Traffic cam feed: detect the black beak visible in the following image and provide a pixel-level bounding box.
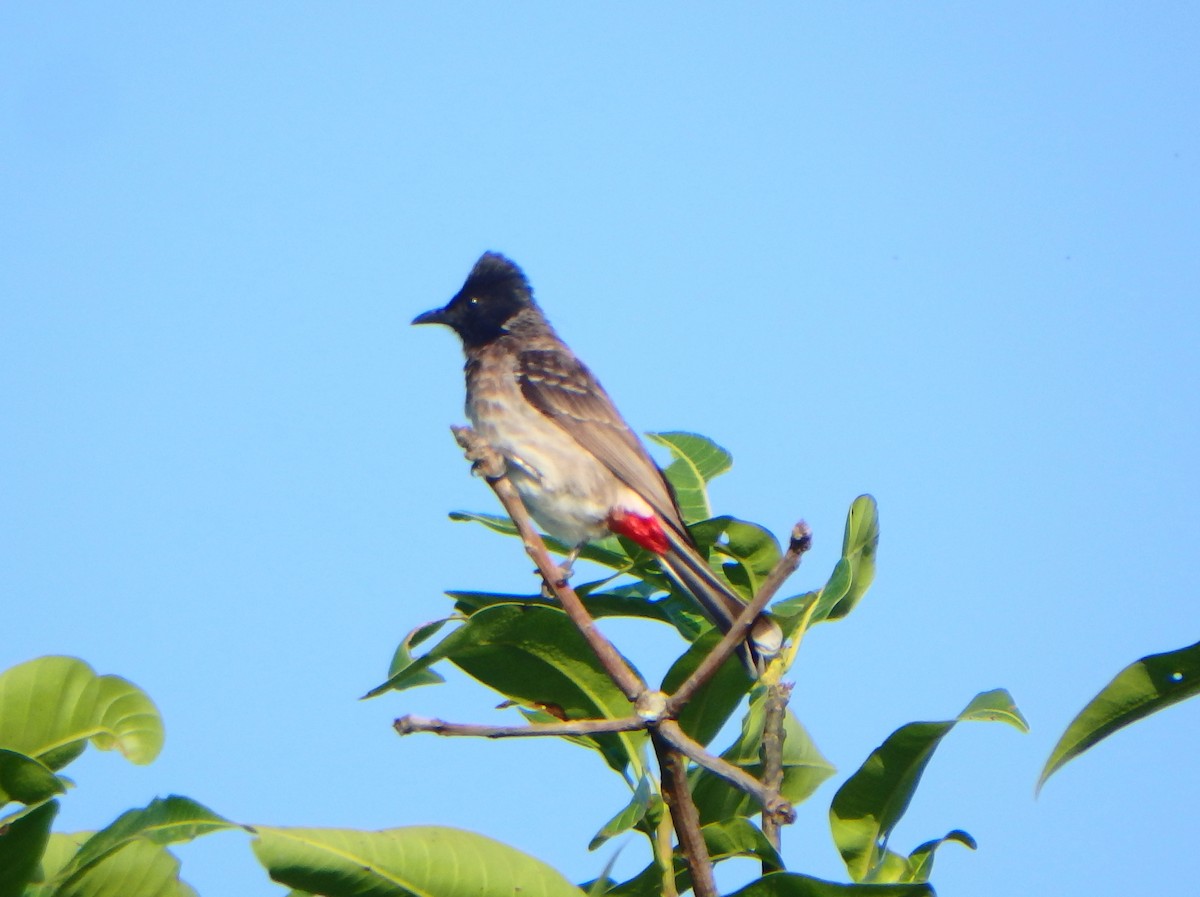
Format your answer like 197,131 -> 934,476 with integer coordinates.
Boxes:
412,306 -> 449,326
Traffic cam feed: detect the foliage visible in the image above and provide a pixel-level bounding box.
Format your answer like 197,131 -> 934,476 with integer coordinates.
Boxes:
829,691 -> 1026,884
1039,639 -> 1200,790
0,657 -> 212,897
251,825 -> 581,897
365,432 -> 1024,894
2,432 -> 1191,895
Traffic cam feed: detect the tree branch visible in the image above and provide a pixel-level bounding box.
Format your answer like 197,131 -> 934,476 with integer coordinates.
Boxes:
759,681 -> 794,858
657,720 -> 795,824
665,522 -> 812,716
653,733 -> 716,897
394,714 -> 646,739
756,523 -> 815,609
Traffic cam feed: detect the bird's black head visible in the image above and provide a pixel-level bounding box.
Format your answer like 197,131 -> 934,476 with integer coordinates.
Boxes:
413,252 -> 535,348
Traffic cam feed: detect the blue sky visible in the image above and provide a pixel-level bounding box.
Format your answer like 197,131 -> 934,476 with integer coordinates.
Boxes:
3,4 -> 1198,895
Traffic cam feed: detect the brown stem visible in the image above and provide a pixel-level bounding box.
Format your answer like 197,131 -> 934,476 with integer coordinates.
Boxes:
757,523 -> 815,609
759,681 -> 794,860
394,714 -> 647,739
653,733 -> 717,897
658,720 -> 795,823
665,522 -> 812,715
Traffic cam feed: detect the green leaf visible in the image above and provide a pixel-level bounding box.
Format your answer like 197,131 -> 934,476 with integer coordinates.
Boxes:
821,496 -> 879,623
677,516 -> 781,604
384,621 -> 450,692
592,862 -> 661,897
716,519 -> 783,600
52,796 -> 234,886
856,829 -> 978,887
646,432 -> 732,524
50,838 -> 198,897
363,663 -> 440,699
660,632 -> 752,747
769,591 -> 819,638
691,689 -> 834,825
449,511 -> 631,569
0,749 -> 64,808
0,798 -> 57,897
1039,639 -> 1200,791
371,606 -> 645,774
701,818 -> 783,870
448,606 -> 645,775
774,497 -> 880,639
447,509 -> 518,536
730,872 -> 934,897
595,819 -> 783,897
583,851 -> 626,897
904,830 -> 976,883
368,618 -> 468,698
648,432 -> 733,483
958,689 -> 1029,730
656,592 -> 713,644
684,517 -> 731,556
22,831 -> 91,897
0,657 -> 164,770
589,774 -> 654,850
251,825 -> 581,897
449,589 -> 677,627
830,689 -> 1026,883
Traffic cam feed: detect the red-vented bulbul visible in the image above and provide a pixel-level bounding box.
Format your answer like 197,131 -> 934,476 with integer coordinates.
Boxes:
414,252 -> 781,672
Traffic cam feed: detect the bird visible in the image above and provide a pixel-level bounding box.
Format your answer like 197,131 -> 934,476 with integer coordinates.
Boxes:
413,252 -> 782,673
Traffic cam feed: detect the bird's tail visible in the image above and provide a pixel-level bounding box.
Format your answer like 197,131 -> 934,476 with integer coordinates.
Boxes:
658,527 -> 783,675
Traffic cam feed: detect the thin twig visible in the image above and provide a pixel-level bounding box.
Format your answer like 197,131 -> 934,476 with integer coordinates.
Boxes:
452,426 -> 647,703
395,708 -> 795,819
759,681 -> 794,858
653,733 -> 716,897
756,523 -> 815,609
657,720 -> 796,823
665,522 -> 812,715
394,714 -> 647,739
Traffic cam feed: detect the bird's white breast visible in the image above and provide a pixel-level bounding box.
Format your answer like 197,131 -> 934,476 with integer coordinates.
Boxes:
466,351 -> 649,547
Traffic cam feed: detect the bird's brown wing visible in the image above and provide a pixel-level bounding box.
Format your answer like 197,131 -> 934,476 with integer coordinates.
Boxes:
516,348 -> 687,534
518,346 -> 778,669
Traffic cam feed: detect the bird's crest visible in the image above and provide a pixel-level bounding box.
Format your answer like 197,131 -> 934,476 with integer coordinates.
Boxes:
461,252 -> 533,305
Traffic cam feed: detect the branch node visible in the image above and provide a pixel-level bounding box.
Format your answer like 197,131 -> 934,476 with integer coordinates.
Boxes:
635,689 -> 669,722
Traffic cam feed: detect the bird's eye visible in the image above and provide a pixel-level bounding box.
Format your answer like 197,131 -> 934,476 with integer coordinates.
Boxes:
468,296 -> 479,306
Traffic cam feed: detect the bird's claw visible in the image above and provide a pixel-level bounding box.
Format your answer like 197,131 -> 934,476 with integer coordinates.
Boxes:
537,560 -> 573,597
451,426 -> 505,479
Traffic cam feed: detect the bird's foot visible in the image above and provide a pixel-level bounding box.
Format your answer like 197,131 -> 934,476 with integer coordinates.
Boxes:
538,560 -> 573,597
551,543 -> 586,589
451,425 -> 505,479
